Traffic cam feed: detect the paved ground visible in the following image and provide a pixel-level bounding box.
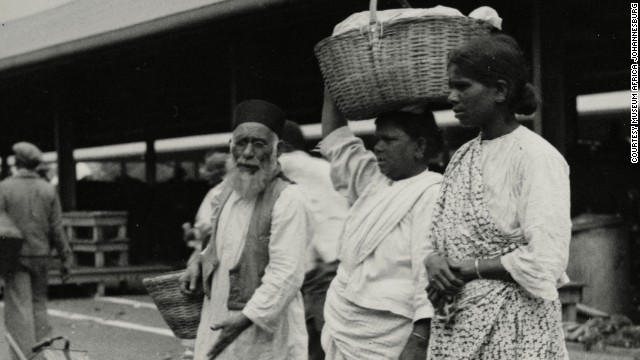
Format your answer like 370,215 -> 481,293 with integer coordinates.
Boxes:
0,289 -> 186,360
1,287 -> 638,360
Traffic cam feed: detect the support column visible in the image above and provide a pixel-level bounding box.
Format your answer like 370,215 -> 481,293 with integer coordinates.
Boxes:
145,139 -> 157,184
532,0 -> 574,155
120,161 -> 128,178
54,113 -> 76,211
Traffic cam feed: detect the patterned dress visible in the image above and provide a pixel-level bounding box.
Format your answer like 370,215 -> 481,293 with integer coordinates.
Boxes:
426,133 -> 569,360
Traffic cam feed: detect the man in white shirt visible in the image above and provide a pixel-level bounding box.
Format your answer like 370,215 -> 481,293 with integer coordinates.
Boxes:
319,92 -> 443,360
183,151 -> 229,252
180,99 -> 313,360
278,120 -> 349,360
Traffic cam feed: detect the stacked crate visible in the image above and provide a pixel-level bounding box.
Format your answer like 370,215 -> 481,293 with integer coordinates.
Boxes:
62,211 -> 129,294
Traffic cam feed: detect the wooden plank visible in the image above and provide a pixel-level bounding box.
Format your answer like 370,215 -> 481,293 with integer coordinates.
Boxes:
50,264 -> 173,277
70,241 -> 129,252
63,211 -> 128,218
48,265 -> 175,287
559,281 -> 584,322
62,218 -> 127,227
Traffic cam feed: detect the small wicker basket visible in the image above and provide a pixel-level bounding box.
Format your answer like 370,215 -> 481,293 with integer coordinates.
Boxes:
315,0 -> 494,120
143,271 -> 203,339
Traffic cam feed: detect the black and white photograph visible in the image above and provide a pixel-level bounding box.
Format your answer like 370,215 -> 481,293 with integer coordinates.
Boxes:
0,1 -> 632,359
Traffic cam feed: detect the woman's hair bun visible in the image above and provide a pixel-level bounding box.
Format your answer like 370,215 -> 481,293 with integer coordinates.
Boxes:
515,83 -> 538,115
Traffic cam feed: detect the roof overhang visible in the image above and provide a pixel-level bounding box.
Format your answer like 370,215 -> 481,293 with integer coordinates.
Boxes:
0,0 -> 299,74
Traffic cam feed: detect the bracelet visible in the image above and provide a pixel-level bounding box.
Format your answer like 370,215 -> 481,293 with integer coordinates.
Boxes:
411,332 -> 428,343
474,259 -> 483,279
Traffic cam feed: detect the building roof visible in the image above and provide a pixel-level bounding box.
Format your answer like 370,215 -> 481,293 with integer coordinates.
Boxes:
0,0 -> 299,74
0,0 -> 628,154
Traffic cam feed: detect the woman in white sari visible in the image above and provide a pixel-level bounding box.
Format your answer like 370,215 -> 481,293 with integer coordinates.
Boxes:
424,33 -> 571,359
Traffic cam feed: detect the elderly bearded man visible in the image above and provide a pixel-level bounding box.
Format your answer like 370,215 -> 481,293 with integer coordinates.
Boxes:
180,100 -> 313,360
318,92 -> 443,360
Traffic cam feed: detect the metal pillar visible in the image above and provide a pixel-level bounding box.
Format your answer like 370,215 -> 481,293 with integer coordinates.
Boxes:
54,111 -> 77,211
145,139 -> 157,184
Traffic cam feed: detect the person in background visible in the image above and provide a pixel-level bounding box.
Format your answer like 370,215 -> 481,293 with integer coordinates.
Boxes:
180,152 -> 230,360
35,163 -> 51,182
0,142 -> 73,360
424,33 -> 570,359
183,151 -> 230,252
279,120 -> 349,360
319,91 -> 443,360
179,100 -> 313,360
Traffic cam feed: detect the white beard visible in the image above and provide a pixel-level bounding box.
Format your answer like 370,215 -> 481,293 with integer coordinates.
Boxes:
226,156 -> 278,200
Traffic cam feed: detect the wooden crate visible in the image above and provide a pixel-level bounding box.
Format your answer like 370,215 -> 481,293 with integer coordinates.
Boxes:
63,211 -> 127,243
559,281 -> 585,322
62,211 -> 130,269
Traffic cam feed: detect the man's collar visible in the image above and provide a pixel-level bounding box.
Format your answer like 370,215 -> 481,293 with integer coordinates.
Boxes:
13,169 -> 39,179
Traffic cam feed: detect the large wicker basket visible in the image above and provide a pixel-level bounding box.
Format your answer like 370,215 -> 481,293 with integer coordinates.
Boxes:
143,271 -> 202,339
315,0 -> 494,120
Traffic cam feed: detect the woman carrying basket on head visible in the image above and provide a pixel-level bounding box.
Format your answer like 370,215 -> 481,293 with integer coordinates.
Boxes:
423,33 -> 571,359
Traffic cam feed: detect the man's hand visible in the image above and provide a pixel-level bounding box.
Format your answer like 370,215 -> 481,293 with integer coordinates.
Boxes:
424,253 -> 464,296
179,258 -> 201,296
207,313 -> 253,359
60,256 -> 73,283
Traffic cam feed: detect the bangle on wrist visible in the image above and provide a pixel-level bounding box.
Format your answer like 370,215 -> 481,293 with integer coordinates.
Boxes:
412,332 -> 428,343
474,259 -> 483,279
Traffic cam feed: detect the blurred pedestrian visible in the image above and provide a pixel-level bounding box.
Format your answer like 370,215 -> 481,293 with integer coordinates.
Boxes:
279,120 -> 349,360
35,163 -> 51,181
180,100 -> 313,360
180,152 -> 229,360
0,142 -> 73,360
183,151 -> 229,252
424,33 -> 570,359
319,92 -> 443,360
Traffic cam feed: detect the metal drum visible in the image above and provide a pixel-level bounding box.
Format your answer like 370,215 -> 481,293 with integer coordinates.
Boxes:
567,213 -> 631,315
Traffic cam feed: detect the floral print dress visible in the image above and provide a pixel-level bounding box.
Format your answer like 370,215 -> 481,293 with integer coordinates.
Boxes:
426,135 -> 569,360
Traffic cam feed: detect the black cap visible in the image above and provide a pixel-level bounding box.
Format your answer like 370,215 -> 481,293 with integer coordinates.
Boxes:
232,100 -> 286,137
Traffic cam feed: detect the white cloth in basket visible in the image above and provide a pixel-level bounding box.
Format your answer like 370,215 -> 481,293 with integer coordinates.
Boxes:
332,5 -> 501,36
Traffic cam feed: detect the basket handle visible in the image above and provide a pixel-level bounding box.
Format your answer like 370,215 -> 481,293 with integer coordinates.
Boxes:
369,0 -> 378,25
366,0 -> 412,47
367,0 -> 381,47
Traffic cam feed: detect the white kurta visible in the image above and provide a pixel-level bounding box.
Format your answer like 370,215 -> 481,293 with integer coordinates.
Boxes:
193,185 -> 313,360
192,187 -> 216,242
318,127 -> 441,359
279,151 -> 349,272
480,126 -> 571,300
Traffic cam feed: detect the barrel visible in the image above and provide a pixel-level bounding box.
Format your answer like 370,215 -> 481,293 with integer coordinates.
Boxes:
566,213 -> 631,315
